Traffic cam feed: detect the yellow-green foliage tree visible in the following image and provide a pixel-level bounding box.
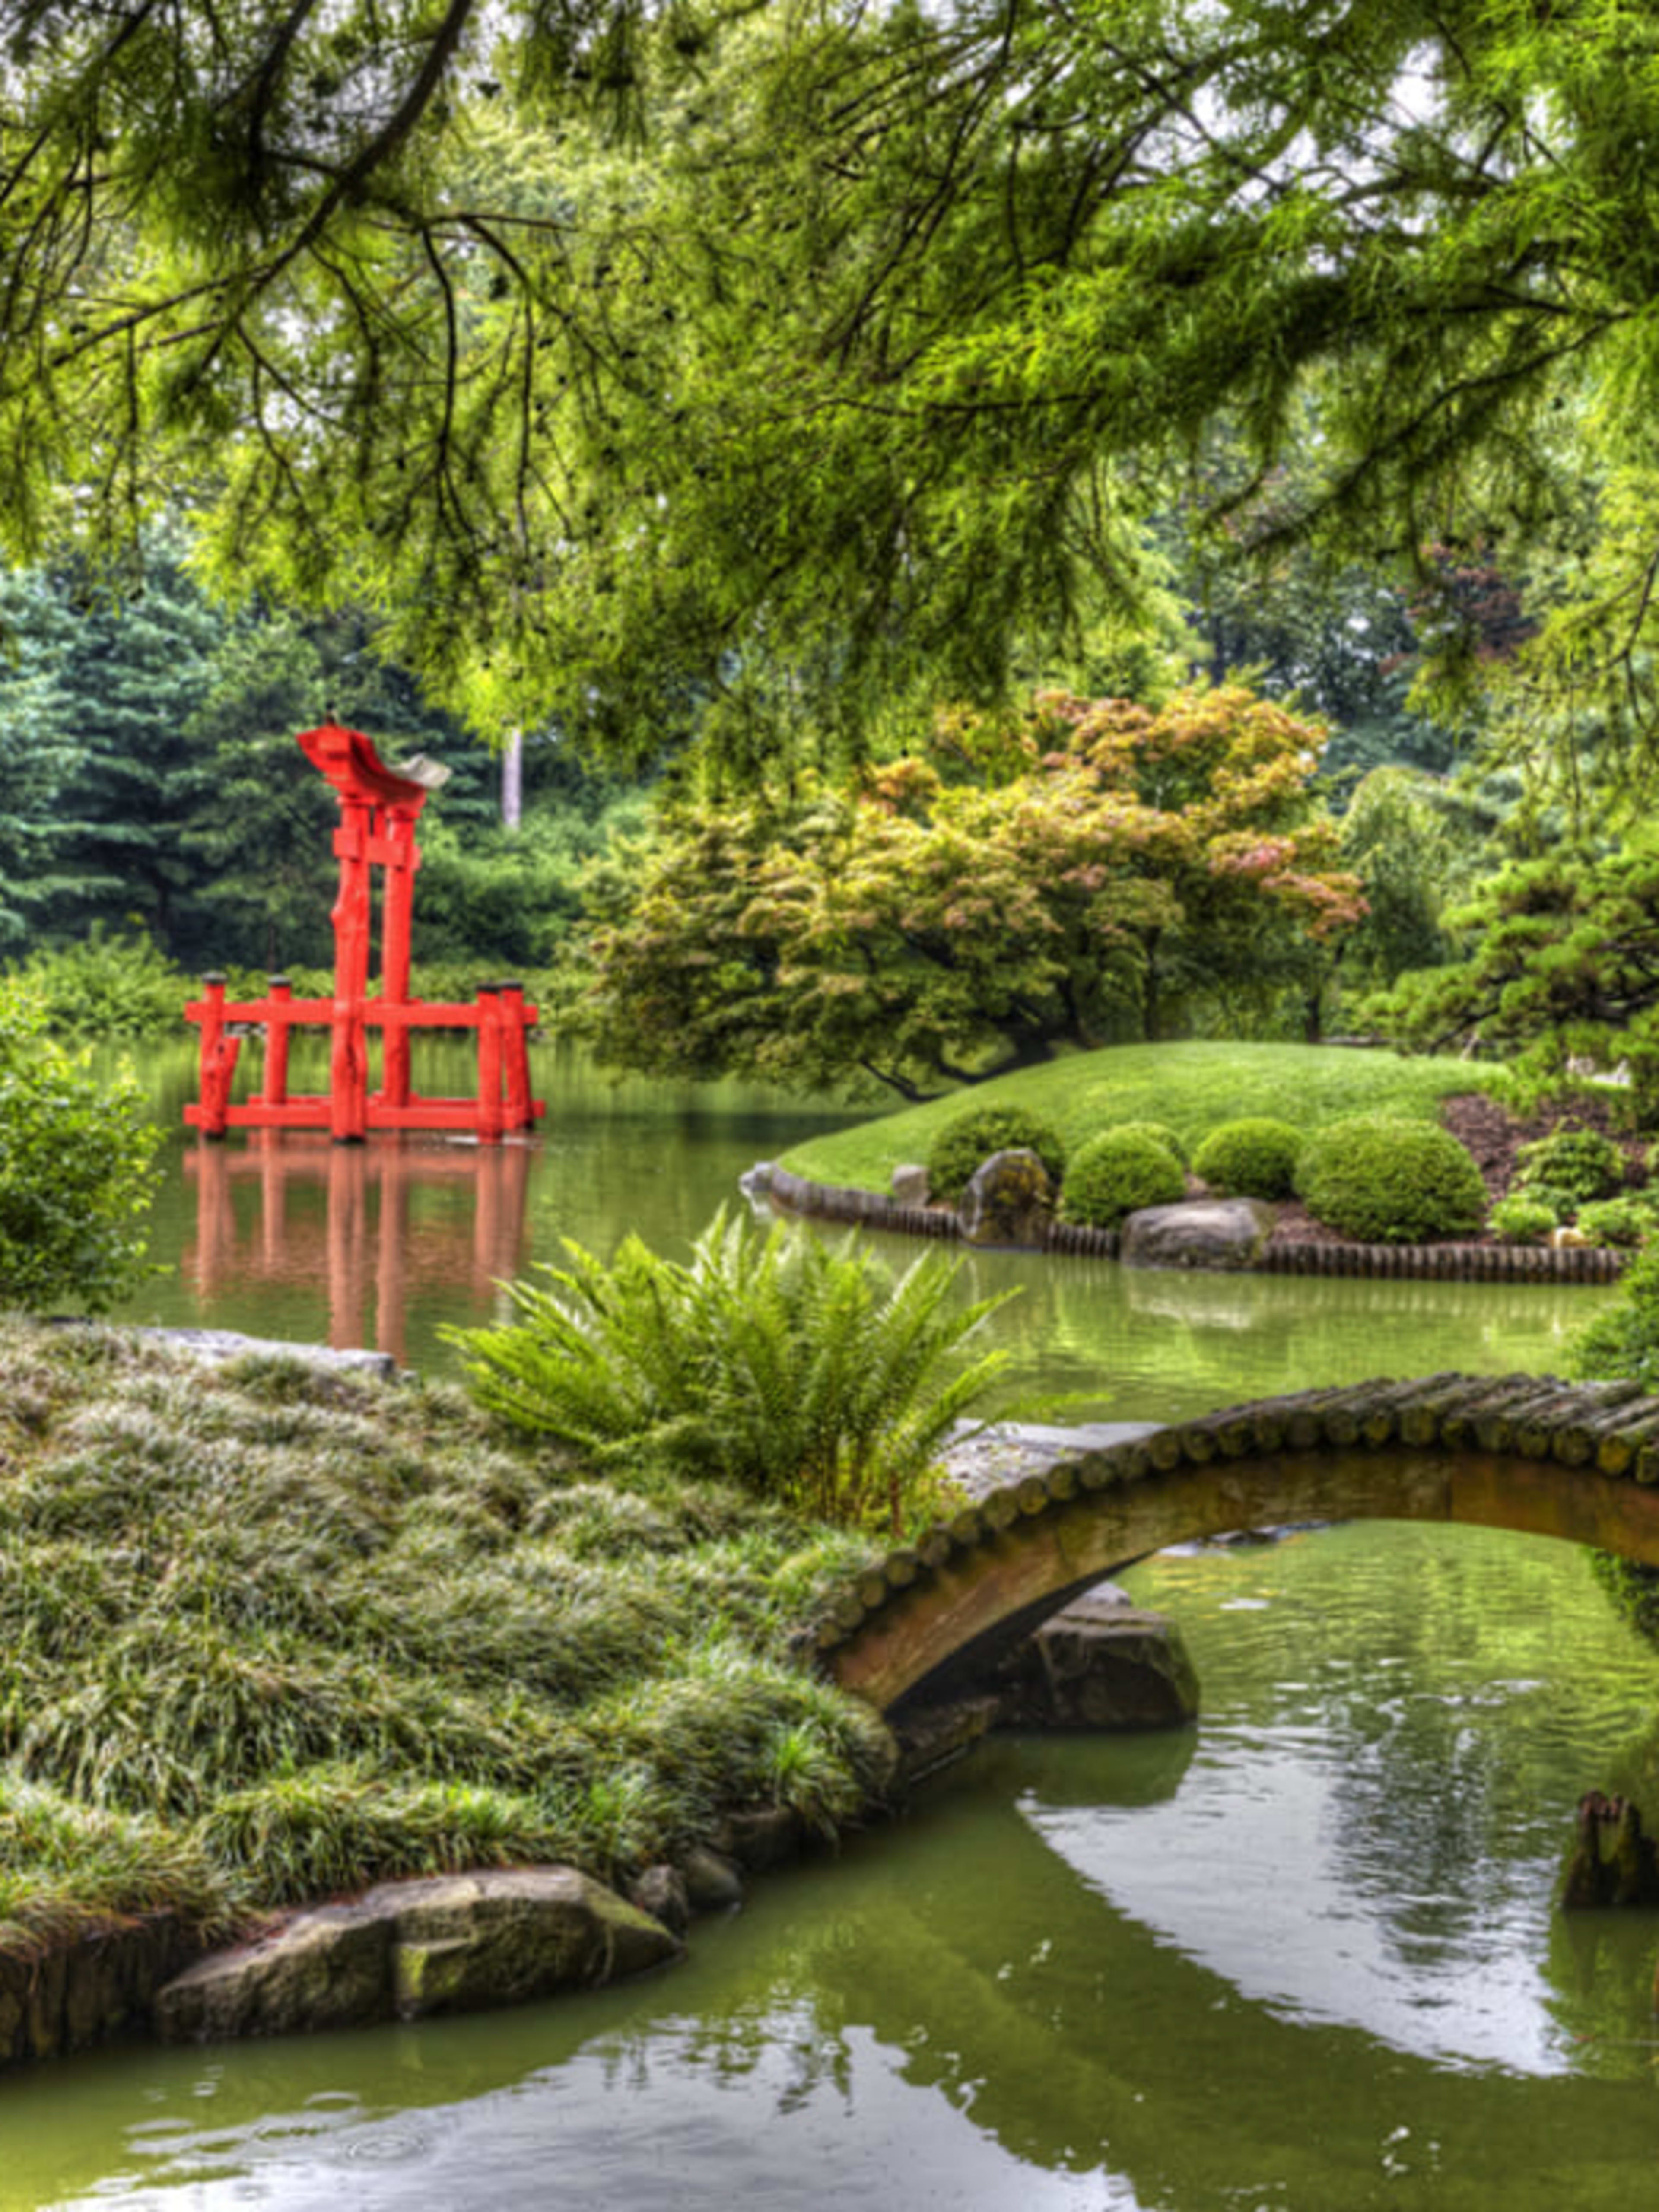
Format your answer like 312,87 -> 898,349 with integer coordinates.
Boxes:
573,685 -> 1363,1098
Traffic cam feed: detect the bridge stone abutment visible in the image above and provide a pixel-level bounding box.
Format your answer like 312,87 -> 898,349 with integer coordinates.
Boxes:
814,1373 -> 1659,1718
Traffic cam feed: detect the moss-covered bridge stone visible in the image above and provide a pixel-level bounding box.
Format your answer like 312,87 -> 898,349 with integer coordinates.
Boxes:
813,1374 -> 1659,1716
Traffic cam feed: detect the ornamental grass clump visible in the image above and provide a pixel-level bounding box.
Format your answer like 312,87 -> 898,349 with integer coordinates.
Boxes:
1294,1115 -> 1487,1243
0,1318 -> 897,1943
444,1206 -> 1017,1536
1191,1117 -> 1304,1199
1059,1128 -> 1187,1228
925,1106 -> 1067,1204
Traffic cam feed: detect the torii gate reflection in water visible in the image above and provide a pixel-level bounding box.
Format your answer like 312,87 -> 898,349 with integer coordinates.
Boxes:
185,1135 -> 532,1363
185,722 -> 544,1143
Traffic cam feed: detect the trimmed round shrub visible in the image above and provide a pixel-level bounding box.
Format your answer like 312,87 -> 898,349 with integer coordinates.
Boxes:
1192,1117 -> 1304,1200
1294,1115 -> 1488,1244
1060,1128 -> 1187,1228
925,1106 -> 1067,1204
1575,1197 -> 1656,1249
1487,1195 -> 1558,1245
1105,1120 -> 1190,1167
1513,1124 -> 1627,1207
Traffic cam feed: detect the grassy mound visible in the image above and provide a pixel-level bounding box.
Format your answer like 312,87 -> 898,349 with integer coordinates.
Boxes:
781,1042 -> 1502,1196
0,1323 -> 891,1951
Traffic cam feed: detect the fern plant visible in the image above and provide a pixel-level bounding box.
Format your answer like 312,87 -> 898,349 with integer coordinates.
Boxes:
444,1208 -> 1020,1535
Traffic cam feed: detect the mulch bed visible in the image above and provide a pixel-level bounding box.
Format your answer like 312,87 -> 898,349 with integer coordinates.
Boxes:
1263,1089 -> 1646,1250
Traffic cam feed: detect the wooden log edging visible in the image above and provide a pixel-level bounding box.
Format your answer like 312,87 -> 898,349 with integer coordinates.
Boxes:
1254,1239 -> 1629,1284
755,1163 -> 1627,1281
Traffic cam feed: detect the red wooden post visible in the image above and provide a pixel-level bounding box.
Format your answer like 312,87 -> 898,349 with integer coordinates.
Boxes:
196,973 -> 240,1137
259,974 -> 292,1107
475,984 -> 504,1144
499,979 -> 531,1131
380,801 -> 421,1109
330,796 -> 372,1142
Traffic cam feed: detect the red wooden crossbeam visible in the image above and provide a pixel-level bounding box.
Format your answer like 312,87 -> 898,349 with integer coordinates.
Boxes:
185,724 -> 546,1144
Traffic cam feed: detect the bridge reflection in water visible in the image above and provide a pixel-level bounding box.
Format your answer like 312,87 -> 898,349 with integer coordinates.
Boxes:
183,1134 -> 533,1363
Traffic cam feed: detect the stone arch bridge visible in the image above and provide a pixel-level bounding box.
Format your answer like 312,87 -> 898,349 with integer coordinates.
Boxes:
814,1373 -> 1659,1717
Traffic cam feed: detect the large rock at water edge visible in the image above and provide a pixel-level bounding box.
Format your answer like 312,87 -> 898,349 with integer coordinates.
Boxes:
994,1588 -> 1200,1730
153,1904 -> 395,2043
154,1867 -> 682,2043
1120,1198 -> 1275,1271
372,1868 -> 680,2019
959,1148 -> 1053,1247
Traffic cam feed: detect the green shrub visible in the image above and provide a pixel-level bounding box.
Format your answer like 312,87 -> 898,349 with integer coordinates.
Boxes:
1294,1115 -> 1488,1243
1059,1128 -> 1188,1228
444,1207 -> 1018,1535
1588,1553 -> 1659,1652
925,1106 -> 1067,1204
0,985 -> 162,1313
1575,1197 -> 1656,1249
1513,1182 -> 1580,1224
12,926 -> 186,1040
1104,1119 -> 1189,1167
1488,1195 -> 1558,1245
1192,1117 -> 1303,1199
1513,1124 -> 1627,1207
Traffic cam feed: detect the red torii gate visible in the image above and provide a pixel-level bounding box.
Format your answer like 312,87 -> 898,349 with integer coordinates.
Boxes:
185,722 -> 544,1144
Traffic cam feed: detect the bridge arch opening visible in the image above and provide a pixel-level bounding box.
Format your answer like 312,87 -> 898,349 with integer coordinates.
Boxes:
817,1376 -> 1659,1717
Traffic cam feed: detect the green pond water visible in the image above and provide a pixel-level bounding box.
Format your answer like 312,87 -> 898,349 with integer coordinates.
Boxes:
12,1041 -> 1659,2209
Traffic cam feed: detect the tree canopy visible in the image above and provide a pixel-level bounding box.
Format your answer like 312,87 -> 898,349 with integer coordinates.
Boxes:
9,1 -> 1659,751
573,683 -> 1362,1096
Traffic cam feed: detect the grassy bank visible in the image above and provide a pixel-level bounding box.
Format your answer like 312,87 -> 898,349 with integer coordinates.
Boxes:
0,1323 -> 890,1955
778,1042 -> 1504,1193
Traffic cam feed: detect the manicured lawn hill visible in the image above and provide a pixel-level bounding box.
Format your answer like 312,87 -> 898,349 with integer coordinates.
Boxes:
779,1042 -> 1509,1195
0,1324 -> 890,1955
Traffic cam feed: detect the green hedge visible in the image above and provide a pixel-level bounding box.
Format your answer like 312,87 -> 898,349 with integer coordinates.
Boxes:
1294,1116 -> 1487,1243
1192,1117 -> 1303,1200
1059,1129 -> 1186,1229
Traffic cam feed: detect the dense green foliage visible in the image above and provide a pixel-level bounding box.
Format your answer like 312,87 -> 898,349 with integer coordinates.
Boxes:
0,1321 -> 891,1945
1191,1119 -> 1305,1202
925,1109 -> 1068,1207
1104,1122 -> 1189,1170
13,0 -> 1659,758
0,988 -> 160,1313
1294,1117 -> 1489,1245
1512,1126 -> 1629,1210
1059,1131 -> 1187,1231
574,687 -> 1364,1097
1573,1198 -> 1654,1249
445,1209 -> 1016,1536
782,1043 -> 1503,1199
1371,846 -> 1659,1123
1487,1195 -> 1558,1246
1570,1247 -> 1659,1650
0,540 -> 642,982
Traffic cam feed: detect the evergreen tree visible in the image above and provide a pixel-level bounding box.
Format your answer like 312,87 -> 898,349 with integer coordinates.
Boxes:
0,569 -> 92,947
45,546 -> 227,959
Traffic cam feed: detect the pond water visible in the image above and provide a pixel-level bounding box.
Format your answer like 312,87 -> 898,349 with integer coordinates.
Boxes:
14,1039 -> 1658,2209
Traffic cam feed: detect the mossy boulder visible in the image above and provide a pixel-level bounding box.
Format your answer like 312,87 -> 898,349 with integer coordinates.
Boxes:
154,1867 -> 682,2044
958,1148 -> 1055,1247
927,1107 -> 1067,1205
1119,1198 -> 1276,1271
